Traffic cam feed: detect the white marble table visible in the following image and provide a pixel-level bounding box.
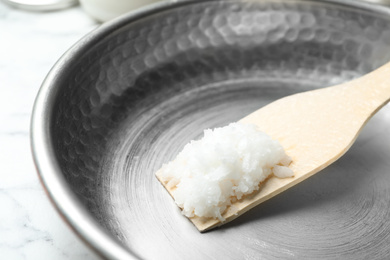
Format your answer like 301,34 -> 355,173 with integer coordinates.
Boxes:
0,2 -> 101,259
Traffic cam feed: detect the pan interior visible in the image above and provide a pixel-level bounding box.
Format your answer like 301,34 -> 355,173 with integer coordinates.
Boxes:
50,1 -> 390,259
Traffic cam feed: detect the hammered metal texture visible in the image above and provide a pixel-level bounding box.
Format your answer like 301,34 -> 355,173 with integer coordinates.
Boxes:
51,1 -> 390,259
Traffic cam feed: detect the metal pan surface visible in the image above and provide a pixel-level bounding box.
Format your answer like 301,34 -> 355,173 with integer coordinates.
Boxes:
31,0 -> 390,259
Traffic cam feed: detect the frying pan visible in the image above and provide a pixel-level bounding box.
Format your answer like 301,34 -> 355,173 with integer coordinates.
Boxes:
31,0 -> 390,259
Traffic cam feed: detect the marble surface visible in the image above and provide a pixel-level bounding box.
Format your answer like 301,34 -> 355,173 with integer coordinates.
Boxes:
0,2 -> 101,259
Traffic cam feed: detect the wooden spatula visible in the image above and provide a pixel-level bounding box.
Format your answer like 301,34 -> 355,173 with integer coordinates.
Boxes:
156,62 -> 390,232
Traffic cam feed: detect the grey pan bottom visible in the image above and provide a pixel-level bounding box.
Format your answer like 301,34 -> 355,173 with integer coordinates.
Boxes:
103,80 -> 390,259
32,0 -> 390,259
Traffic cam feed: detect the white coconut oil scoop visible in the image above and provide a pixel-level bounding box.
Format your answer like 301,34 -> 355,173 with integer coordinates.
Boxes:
157,62 -> 390,232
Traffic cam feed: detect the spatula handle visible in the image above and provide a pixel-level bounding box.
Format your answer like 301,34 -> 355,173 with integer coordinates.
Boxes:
340,62 -> 390,117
